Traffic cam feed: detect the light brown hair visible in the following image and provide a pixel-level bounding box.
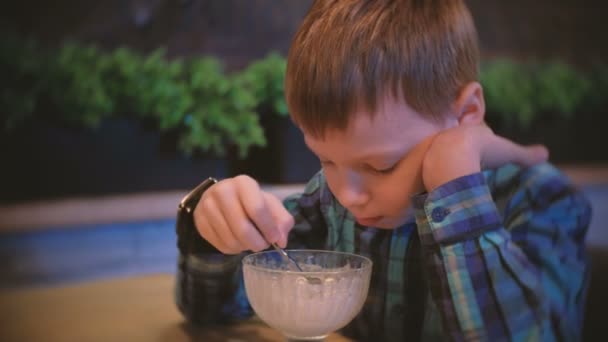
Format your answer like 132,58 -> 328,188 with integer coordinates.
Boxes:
285,0 -> 480,138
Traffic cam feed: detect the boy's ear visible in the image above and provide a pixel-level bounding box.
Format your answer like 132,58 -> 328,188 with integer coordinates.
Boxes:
452,82 -> 486,125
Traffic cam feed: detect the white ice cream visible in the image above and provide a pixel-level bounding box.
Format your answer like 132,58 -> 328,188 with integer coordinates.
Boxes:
243,264 -> 370,339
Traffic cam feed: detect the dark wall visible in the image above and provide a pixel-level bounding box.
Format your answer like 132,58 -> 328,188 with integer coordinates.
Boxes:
2,0 -> 607,68
1,0 -> 314,70
468,0 -> 607,65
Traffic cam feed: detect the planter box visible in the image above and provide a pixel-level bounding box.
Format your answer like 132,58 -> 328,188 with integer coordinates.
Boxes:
0,118 -> 227,204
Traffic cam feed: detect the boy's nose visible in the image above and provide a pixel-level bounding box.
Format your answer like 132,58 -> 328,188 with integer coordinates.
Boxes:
336,173 -> 370,209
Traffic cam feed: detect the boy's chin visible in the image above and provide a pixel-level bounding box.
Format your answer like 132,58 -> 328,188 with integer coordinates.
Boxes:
372,223 -> 398,230
352,208 -> 414,229
370,216 -> 411,229
376,212 -> 414,229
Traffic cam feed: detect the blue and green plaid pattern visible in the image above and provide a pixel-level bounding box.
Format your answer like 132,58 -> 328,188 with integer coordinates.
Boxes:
202,162 -> 591,341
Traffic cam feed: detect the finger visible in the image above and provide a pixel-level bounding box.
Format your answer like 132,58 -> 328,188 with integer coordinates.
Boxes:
193,198 -> 223,249
522,144 -> 549,165
234,176 -> 281,244
202,198 -> 243,254
263,192 -> 295,248
217,191 -> 269,252
194,209 -> 230,254
198,217 -> 230,254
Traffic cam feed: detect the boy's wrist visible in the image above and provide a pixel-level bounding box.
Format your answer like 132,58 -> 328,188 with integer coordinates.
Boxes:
176,177 -> 222,255
422,154 -> 480,191
412,172 -> 502,247
421,128 -> 482,191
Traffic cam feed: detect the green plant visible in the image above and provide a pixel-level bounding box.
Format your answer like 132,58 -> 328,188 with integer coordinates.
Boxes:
0,39 -> 288,158
237,52 -> 288,115
180,58 -> 264,157
481,60 -> 537,127
0,36 -> 48,130
2,36 -> 606,156
481,59 -> 596,128
50,42 -> 115,127
535,61 -> 592,118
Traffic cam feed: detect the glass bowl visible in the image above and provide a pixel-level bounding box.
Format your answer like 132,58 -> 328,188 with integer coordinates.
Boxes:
242,250 -> 372,341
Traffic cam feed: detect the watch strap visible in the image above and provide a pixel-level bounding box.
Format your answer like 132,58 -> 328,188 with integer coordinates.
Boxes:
176,177 -> 220,254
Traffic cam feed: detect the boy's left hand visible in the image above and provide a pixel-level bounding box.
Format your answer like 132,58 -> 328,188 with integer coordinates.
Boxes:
422,123 -> 549,191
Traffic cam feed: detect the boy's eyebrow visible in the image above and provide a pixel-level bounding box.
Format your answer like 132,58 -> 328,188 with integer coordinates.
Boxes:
307,141 -> 410,163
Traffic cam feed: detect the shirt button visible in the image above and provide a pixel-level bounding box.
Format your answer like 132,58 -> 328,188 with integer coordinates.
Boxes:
431,207 -> 450,223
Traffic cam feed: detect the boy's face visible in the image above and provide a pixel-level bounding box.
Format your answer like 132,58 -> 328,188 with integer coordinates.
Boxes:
304,96 -> 454,229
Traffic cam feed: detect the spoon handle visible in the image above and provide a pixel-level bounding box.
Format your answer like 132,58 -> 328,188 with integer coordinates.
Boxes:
271,243 -> 303,272
251,222 -> 305,272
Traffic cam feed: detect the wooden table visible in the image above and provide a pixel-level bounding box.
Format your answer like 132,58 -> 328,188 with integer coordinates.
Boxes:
0,274 -> 351,342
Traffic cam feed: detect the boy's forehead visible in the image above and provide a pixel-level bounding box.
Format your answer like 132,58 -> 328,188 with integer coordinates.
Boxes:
304,132 -> 405,162
303,104 -> 439,161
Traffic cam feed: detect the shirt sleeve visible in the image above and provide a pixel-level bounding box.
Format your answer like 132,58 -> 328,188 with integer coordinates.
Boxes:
411,163 -> 592,341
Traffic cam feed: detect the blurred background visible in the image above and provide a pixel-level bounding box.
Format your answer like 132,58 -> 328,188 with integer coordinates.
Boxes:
1,0 -> 607,201
0,0 -> 607,340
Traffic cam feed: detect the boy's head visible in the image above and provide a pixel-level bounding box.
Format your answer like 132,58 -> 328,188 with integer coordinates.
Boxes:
286,0 -> 485,228
286,0 -> 481,138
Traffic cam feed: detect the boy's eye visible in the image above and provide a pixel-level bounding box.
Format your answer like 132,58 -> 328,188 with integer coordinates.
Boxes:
371,164 -> 396,174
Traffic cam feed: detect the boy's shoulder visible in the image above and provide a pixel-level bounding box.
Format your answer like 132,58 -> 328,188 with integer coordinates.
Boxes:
484,162 -> 582,210
486,162 -> 572,190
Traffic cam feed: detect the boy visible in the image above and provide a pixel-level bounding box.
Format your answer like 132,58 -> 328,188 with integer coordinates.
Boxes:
177,0 -> 592,340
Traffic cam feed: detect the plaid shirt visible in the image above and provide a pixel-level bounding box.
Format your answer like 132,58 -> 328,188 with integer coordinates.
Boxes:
192,163 -> 591,341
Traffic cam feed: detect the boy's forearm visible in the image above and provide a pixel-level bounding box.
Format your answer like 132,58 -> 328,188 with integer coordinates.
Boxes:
412,169 -> 590,340
412,172 -> 538,340
175,252 -> 253,325
175,203 -> 253,325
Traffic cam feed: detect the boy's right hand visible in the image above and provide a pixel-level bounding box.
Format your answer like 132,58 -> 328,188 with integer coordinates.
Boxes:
192,175 -> 295,255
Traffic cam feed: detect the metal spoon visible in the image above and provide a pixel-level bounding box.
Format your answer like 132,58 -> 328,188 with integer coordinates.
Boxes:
254,224 -> 322,284
271,242 -> 304,272
270,243 -> 322,285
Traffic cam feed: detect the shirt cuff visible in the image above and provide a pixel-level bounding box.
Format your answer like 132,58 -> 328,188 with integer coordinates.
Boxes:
411,172 -> 502,247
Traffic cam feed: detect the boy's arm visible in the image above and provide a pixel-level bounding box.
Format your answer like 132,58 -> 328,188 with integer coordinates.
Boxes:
176,172 -> 329,325
412,164 -> 591,341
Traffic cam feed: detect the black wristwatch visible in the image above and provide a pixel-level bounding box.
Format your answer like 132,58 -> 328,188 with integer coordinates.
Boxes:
176,177 -> 220,254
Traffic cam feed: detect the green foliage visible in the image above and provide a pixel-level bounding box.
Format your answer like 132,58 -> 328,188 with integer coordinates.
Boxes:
237,52 -> 288,115
51,42 -> 115,127
1,39 -> 286,157
0,36 -> 48,130
535,62 -> 591,116
481,59 -> 599,128
2,37 -> 606,157
181,58 -> 264,157
480,60 -> 537,127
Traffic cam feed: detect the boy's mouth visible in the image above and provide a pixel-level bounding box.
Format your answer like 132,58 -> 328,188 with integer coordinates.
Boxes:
355,216 -> 383,226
